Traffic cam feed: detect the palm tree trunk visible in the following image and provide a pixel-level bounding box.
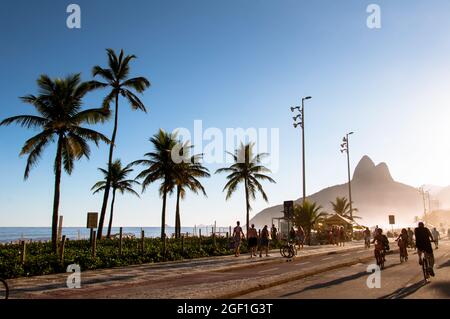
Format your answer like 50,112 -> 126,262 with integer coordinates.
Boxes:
98,93 -> 119,240
51,135 -> 63,253
175,185 -> 181,239
244,178 -> 250,239
161,188 -> 167,239
106,188 -> 116,239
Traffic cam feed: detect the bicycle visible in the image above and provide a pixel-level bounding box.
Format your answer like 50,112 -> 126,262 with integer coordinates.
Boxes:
280,240 -> 297,258
396,238 -> 408,263
421,252 -> 434,282
0,278 -> 9,300
374,241 -> 386,269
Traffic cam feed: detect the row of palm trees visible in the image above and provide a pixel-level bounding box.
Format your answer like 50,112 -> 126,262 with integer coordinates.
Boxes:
0,49 -> 276,252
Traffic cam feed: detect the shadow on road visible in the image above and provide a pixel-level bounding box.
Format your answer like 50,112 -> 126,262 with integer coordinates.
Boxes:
280,271 -> 368,298
279,261 -> 403,298
380,280 -> 428,299
437,259 -> 450,269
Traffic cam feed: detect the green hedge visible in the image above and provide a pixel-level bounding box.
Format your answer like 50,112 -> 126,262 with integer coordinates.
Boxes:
0,237 -> 283,279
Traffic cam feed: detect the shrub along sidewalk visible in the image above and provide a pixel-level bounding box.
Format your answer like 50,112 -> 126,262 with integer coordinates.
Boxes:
0,236 -> 287,279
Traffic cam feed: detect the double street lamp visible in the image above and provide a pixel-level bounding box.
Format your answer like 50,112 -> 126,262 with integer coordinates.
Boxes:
340,132 -> 354,221
291,96 -> 312,205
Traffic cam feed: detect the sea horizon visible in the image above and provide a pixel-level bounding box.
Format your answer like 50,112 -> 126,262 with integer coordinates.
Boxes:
0,226 -> 232,243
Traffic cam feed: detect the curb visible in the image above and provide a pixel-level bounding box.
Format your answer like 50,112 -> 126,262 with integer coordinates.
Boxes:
217,248 -> 400,299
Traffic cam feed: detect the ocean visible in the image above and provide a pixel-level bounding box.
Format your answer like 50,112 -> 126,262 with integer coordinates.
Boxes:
0,226 -> 231,243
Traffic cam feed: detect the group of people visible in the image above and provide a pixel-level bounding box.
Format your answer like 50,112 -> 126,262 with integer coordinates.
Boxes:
327,226 -> 347,246
371,222 -> 440,276
289,226 -> 306,249
232,221 -> 271,258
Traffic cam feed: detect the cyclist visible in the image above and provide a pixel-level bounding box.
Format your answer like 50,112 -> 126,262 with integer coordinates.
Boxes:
431,228 -> 440,249
363,227 -> 371,248
396,228 -> 408,260
372,228 -> 387,264
414,222 -> 435,277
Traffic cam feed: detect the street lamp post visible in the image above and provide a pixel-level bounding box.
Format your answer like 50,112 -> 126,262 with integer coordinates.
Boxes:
340,132 -> 354,238
291,96 -> 312,205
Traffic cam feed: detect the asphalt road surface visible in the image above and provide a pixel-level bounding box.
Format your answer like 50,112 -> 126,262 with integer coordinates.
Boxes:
237,240 -> 450,299
9,240 -> 449,299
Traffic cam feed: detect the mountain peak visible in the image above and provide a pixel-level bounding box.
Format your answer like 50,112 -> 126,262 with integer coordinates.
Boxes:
353,156 -> 393,182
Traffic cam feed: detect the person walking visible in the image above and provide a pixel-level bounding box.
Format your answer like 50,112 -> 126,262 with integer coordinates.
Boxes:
271,224 -> 278,242
297,226 -> 305,249
333,226 -> 339,246
407,227 -> 414,248
363,227 -> 371,248
339,227 -> 346,247
248,224 -> 258,258
328,227 -> 334,245
431,227 -> 440,249
259,225 -> 270,257
233,221 -> 245,257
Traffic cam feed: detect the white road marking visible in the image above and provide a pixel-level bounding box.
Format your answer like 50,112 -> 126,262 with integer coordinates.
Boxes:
322,257 -> 333,261
258,267 -> 279,274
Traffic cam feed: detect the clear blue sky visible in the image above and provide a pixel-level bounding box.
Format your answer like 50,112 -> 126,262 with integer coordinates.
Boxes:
1,0 -> 450,227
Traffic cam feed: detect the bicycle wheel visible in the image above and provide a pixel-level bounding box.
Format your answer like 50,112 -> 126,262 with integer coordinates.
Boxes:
282,246 -> 292,258
422,257 -> 429,281
0,279 -> 9,300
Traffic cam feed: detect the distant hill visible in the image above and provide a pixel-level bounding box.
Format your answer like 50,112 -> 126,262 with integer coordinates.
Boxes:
250,155 -> 424,228
436,186 -> 450,209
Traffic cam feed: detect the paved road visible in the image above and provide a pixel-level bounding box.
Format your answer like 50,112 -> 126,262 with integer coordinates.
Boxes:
8,239 -> 448,299
8,241 -> 372,298
237,239 -> 450,299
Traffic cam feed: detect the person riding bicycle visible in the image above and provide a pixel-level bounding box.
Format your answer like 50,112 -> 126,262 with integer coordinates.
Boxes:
372,228 -> 388,262
414,222 -> 435,277
396,228 -> 408,260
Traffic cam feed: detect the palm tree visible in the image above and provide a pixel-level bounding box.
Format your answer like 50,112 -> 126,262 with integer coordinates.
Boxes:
173,143 -> 210,238
294,200 -> 328,245
132,129 -> 178,239
0,74 -> 110,252
91,48 -> 151,239
330,196 -> 360,219
91,159 -> 140,239
215,142 -> 276,237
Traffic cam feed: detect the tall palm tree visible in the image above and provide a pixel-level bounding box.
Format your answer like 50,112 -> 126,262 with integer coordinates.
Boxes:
0,74 -> 110,252
132,129 -> 178,239
92,48 -> 151,239
173,143 -> 210,238
294,200 -> 328,245
330,196 -> 360,219
215,142 -> 276,237
91,159 -> 140,239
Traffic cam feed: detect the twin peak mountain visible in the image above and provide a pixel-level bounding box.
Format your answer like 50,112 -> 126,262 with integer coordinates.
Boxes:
250,155 -> 422,227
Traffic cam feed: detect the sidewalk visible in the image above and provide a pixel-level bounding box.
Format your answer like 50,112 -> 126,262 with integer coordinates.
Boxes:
8,240 -> 369,298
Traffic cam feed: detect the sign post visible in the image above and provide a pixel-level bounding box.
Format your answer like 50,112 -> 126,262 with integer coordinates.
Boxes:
389,214 -> 395,236
87,212 -> 99,244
